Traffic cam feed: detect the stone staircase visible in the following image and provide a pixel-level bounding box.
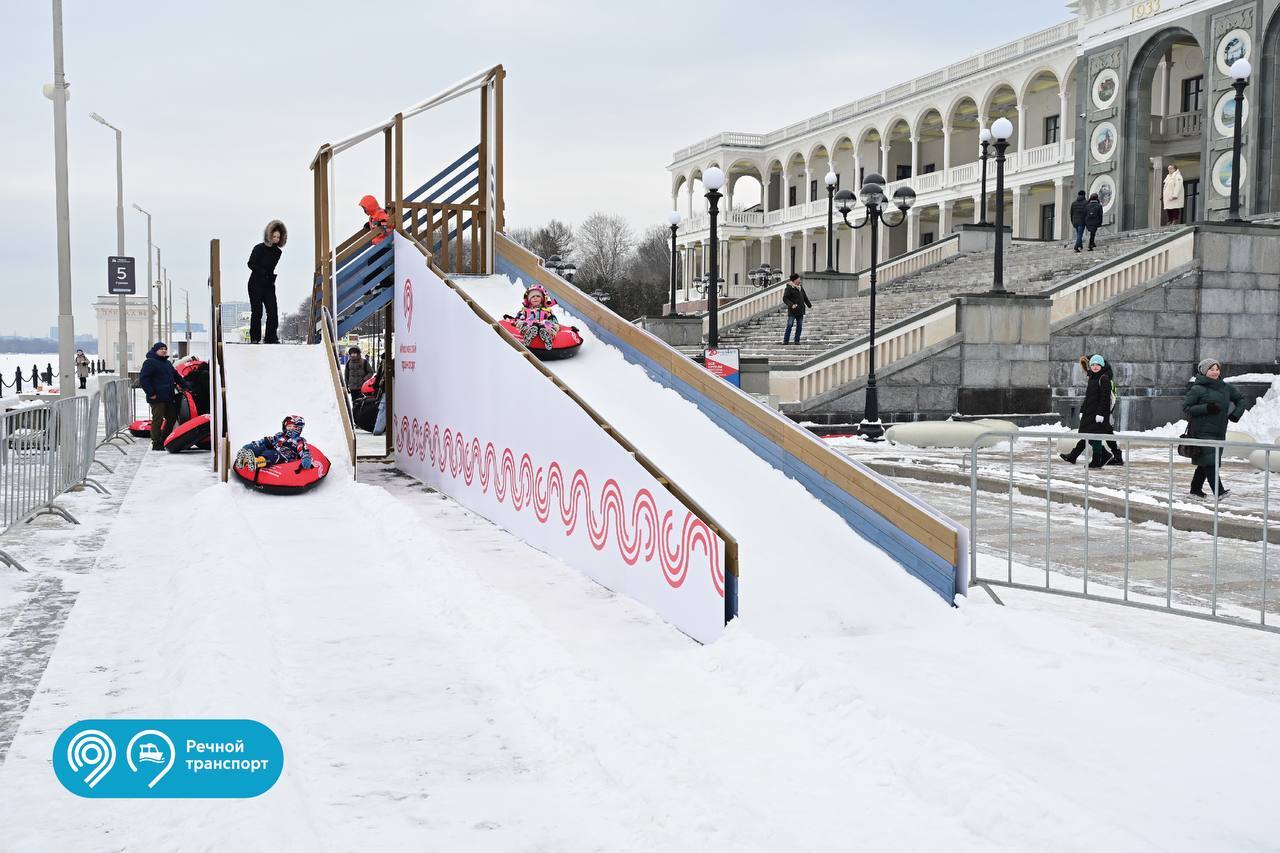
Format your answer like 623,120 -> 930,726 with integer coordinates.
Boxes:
712,231 -> 1164,366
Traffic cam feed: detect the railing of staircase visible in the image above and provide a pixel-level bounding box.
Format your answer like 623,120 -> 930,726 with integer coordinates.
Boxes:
708,233 -> 960,335
1046,227 -> 1195,323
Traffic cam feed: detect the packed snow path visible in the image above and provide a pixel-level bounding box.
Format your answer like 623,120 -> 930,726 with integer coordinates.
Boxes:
1,448 -> 1279,849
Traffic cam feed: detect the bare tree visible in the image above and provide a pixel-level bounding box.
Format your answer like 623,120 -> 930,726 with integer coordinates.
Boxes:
576,213 -> 634,286
508,219 -> 575,262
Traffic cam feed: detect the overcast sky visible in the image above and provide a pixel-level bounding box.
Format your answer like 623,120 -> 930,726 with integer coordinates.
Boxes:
1,0 -> 1070,339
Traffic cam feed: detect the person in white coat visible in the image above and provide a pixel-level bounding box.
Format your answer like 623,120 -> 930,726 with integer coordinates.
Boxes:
1162,164 -> 1185,225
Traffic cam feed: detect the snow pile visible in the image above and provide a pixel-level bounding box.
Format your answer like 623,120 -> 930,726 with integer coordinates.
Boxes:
1235,377 -> 1280,444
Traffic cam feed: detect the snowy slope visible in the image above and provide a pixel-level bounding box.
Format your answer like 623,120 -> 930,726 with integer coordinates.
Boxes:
221,343 -> 349,471
452,275 -> 947,637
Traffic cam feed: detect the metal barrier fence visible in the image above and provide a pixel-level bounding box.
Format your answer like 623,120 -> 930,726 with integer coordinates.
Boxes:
98,378 -> 135,462
968,430 -> 1279,633
1,393 -> 109,571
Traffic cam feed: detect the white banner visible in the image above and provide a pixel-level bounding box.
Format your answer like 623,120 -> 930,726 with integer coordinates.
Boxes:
393,234 -> 727,642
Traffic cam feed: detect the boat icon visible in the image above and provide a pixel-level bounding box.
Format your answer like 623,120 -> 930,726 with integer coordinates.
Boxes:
136,742 -> 165,764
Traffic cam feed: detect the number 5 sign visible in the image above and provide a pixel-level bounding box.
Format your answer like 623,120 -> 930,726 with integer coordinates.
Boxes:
108,256 -> 136,295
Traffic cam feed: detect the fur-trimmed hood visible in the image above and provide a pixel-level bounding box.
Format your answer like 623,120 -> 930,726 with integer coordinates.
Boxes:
263,219 -> 288,247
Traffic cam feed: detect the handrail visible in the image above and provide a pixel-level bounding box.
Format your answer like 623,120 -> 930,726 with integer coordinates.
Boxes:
496,231 -> 962,577
315,66 -> 502,163
320,307 -> 358,470
404,232 -> 741,586
705,233 -> 961,335
1046,227 -> 1195,322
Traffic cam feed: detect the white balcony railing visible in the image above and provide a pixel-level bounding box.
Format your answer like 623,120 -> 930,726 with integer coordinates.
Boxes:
949,162 -> 980,185
1021,141 -> 1060,170
914,171 -> 943,192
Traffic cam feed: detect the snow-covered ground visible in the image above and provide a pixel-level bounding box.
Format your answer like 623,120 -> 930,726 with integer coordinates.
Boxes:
3,445 -> 1279,851
4,314 -> 1280,850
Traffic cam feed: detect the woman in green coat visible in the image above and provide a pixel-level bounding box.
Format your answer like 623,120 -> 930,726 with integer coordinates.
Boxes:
1182,358 -> 1252,498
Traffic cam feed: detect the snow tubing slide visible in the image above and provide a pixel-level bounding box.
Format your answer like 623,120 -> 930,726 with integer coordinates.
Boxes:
164,415 -> 211,452
233,446 -> 331,495
499,318 -> 583,360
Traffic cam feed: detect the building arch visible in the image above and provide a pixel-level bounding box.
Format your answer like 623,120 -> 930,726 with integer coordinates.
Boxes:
1018,66 -> 1062,105
1258,8 -> 1280,211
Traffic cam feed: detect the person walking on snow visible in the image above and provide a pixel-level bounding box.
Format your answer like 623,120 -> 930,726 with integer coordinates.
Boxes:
360,196 -> 392,245
139,342 -> 189,451
782,273 -> 812,344
1084,193 -> 1104,251
1163,164 -> 1185,226
1069,190 -> 1088,253
512,284 -> 560,351
1183,358 -> 1252,498
343,346 -> 374,407
1061,354 -> 1123,468
74,349 -> 89,389
247,220 -> 287,344
234,415 -> 316,471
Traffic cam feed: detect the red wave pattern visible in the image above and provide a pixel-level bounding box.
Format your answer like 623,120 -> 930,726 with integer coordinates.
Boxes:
397,415 -> 723,596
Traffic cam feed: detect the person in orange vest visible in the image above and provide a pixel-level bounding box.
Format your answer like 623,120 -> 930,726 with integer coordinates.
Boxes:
359,195 -> 392,245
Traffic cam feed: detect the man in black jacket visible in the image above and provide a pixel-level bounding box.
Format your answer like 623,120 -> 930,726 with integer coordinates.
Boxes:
138,342 -> 189,450
247,220 -> 287,344
782,273 -> 813,344
1084,194 -> 1104,251
1069,190 -> 1088,253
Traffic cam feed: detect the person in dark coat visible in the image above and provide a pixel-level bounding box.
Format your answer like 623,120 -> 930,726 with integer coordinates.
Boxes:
138,342 -> 189,450
781,273 -> 813,344
1061,354 -> 1124,467
247,220 -> 287,344
1069,190 -> 1088,253
1084,193 -> 1104,251
1182,358 -> 1252,498
343,346 -> 374,407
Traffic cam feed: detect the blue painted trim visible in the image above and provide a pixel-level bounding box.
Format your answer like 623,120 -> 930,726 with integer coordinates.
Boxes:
338,287 -> 394,337
496,251 -> 956,604
405,146 -> 480,202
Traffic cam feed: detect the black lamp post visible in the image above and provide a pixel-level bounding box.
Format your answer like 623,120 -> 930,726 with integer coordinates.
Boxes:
978,127 -> 992,226
834,173 -> 916,441
703,166 -> 726,348
667,211 -> 682,314
824,170 -> 838,272
544,254 -> 577,282
989,117 -> 1013,293
1227,57 -> 1252,222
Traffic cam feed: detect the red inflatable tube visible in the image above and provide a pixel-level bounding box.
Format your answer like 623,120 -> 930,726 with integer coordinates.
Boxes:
164,415 -> 211,453
498,319 -> 583,360
128,419 -> 151,438
233,446 -> 330,495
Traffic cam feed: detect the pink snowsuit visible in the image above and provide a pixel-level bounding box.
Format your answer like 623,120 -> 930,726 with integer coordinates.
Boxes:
514,285 -> 560,350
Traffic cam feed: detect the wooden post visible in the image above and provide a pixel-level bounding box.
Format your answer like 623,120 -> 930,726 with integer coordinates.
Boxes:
455,208 -> 464,272
209,238 -> 221,476
496,66 -> 505,233
384,126 -> 393,224
319,148 -> 333,328
394,113 -> 405,228
479,82 -> 490,273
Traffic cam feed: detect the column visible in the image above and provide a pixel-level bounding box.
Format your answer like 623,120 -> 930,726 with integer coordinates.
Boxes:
1012,184 -> 1029,238
974,192 -> 984,224
686,181 -> 696,219
801,228 -> 813,272
940,198 -> 955,237
907,208 -> 921,251
878,217 -> 890,261
762,175 -> 771,213
1151,156 -> 1165,227
781,173 -> 790,211
942,126 -> 952,181
726,184 -> 735,212
853,151 -> 862,188
804,168 -> 813,204
910,135 -> 920,181
1057,90 -> 1069,161
760,237 -> 771,269
880,144 -> 890,179
1053,177 -> 1068,242
1015,104 -> 1026,151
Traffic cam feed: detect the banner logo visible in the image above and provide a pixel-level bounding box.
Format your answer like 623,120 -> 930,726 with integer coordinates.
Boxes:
66,729 -> 116,788
403,278 -> 414,331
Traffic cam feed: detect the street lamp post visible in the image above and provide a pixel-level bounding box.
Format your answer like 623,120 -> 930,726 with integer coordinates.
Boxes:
544,254 -> 577,282
989,117 -> 1014,293
834,173 -> 916,441
133,204 -> 154,347
48,0 -> 75,396
180,288 -> 191,346
667,211 -> 681,315
166,272 -> 173,344
703,166 -> 726,349
1227,58 -> 1252,222
978,127 -> 992,226
824,171 -> 838,272
90,111 -> 128,376
154,246 -> 163,344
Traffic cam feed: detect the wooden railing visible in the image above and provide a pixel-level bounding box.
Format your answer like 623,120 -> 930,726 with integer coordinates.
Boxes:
402,199 -> 484,275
